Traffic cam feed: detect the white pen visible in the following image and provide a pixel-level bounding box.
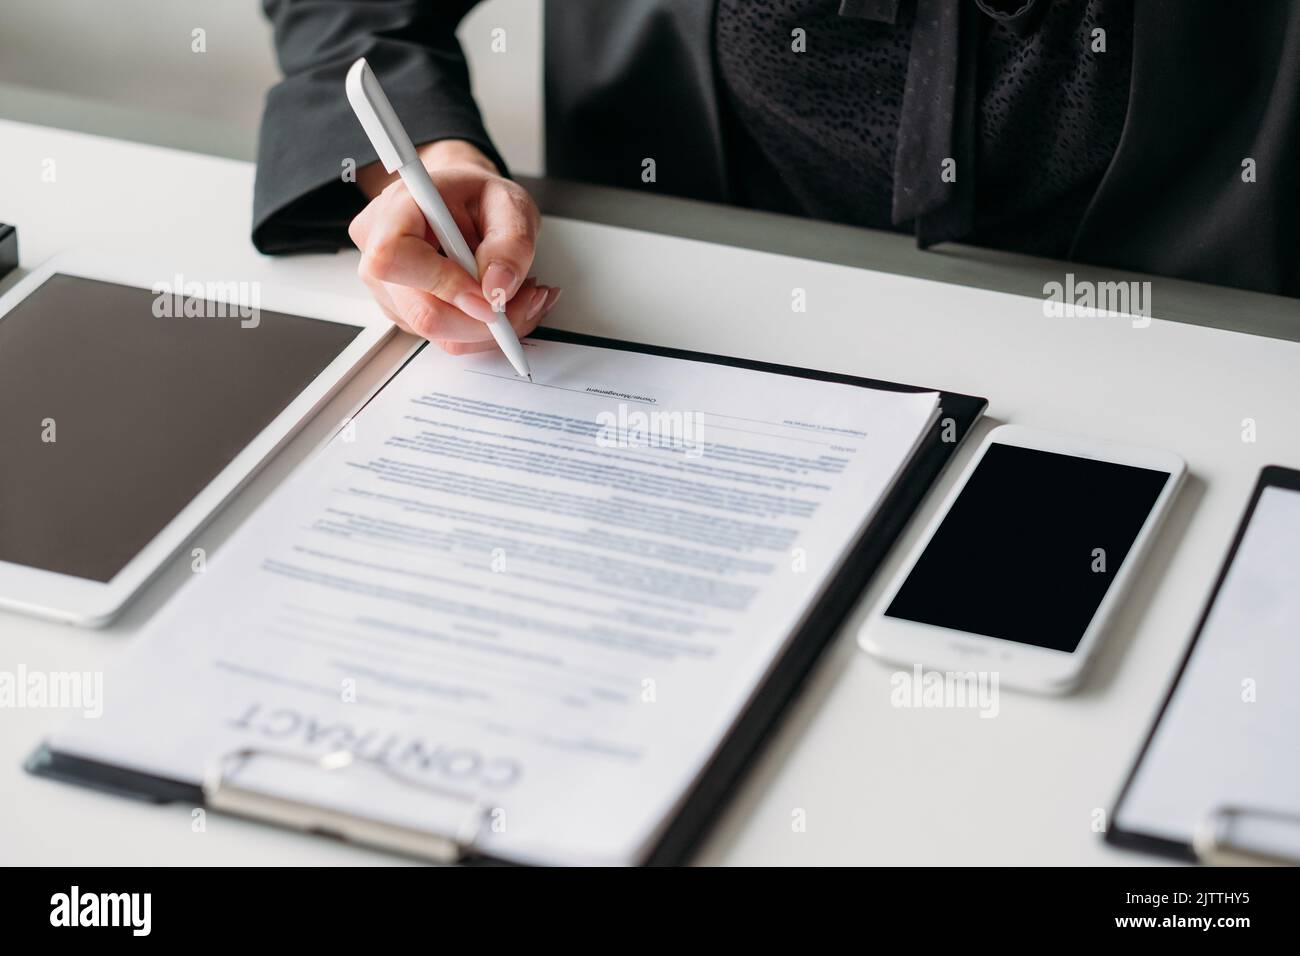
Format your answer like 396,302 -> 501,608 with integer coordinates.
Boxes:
345,57 -> 533,380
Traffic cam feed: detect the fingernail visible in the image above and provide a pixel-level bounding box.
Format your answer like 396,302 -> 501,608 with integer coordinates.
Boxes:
454,293 -> 500,325
540,287 -> 563,316
482,263 -> 519,304
526,286 -> 547,321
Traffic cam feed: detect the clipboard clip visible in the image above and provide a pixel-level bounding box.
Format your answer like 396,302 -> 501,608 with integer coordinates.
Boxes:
1193,805 -> 1300,866
202,747 -> 490,864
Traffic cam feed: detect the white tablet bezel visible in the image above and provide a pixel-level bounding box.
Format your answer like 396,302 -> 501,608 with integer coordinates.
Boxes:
0,251 -> 395,626
858,424 -> 1185,693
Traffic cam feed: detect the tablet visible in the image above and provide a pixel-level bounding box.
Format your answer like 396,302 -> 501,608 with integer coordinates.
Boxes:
0,252 -> 393,626
1107,466 -> 1300,860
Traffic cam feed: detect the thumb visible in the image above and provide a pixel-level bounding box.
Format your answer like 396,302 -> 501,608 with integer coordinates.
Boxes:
475,178 -> 540,311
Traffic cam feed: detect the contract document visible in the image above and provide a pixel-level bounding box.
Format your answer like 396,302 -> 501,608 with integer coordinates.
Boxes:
45,335 -> 940,865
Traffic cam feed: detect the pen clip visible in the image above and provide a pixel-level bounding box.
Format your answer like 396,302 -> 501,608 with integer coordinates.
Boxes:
346,58 -> 419,173
1193,804 -> 1300,866
202,747 -> 488,864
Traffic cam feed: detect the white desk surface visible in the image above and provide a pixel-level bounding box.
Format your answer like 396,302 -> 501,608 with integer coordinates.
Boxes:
2,119 -> 1297,865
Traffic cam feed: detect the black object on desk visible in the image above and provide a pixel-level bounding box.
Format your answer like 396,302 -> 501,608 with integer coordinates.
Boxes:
0,223 -> 17,283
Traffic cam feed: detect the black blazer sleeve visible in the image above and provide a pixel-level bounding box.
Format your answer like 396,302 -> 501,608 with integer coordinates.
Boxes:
252,0 -> 508,255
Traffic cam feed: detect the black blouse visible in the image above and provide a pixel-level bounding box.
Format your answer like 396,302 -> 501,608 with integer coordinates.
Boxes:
715,0 -> 1133,258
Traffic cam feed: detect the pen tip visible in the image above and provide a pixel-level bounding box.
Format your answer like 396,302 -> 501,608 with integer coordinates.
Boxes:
526,373 -> 533,382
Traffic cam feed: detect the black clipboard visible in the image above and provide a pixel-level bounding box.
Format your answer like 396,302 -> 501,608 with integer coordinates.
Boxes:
1106,465 -> 1300,862
27,327 -> 986,865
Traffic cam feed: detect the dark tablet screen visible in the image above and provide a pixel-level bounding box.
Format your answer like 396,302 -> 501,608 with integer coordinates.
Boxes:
0,274 -> 360,582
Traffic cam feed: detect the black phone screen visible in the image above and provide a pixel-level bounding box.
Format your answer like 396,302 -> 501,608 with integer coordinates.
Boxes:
884,442 -> 1171,653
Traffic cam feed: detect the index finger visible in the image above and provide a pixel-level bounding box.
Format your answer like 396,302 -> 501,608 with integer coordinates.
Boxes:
475,179 -> 540,307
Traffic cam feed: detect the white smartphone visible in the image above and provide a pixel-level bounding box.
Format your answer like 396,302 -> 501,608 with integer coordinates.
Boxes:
859,424 -> 1185,694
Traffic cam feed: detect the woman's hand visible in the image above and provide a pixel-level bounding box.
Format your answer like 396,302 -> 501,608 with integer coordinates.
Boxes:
348,139 -> 560,354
